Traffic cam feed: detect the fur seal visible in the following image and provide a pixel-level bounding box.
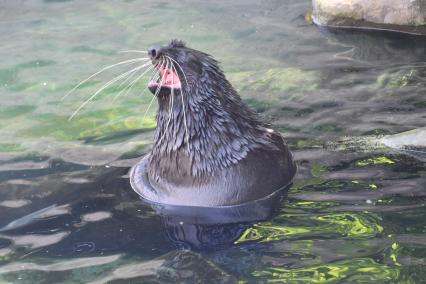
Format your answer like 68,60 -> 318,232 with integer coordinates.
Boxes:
130,40 -> 296,207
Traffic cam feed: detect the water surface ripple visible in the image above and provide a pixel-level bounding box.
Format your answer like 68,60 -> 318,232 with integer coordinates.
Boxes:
0,0 -> 425,283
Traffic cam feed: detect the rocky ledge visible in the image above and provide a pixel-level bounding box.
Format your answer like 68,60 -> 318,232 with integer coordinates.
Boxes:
312,0 -> 426,35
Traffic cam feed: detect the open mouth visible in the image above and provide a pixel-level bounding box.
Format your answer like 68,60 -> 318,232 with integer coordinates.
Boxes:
148,65 -> 182,92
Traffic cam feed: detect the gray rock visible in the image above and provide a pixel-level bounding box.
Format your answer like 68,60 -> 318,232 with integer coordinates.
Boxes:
381,127 -> 426,161
312,0 -> 426,35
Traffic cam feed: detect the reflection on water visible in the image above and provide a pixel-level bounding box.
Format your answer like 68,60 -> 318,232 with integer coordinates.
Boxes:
0,0 -> 426,283
151,186 -> 288,250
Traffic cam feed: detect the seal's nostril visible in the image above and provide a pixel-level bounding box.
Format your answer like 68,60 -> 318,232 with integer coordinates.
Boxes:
148,46 -> 160,60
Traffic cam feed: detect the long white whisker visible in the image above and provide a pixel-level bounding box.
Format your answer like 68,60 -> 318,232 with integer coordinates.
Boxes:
148,62 -> 161,82
163,60 -> 174,145
112,63 -> 157,102
68,64 -> 148,120
167,59 -> 175,143
129,62 -> 159,100
153,58 -> 166,141
111,65 -> 148,100
121,64 -> 157,98
116,65 -> 145,89
152,58 -> 167,98
119,50 -> 147,54
169,60 -> 190,152
156,59 -> 173,145
140,62 -> 163,125
63,57 -> 148,100
141,96 -> 156,126
164,55 -> 189,88
141,63 -> 160,92
171,60 -> 178,140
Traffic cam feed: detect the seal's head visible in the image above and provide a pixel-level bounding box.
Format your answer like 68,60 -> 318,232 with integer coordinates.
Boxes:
147,40 -> 185,96
147,39 -> 225,99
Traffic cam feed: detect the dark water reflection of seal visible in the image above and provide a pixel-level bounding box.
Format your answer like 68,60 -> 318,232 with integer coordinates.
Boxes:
145,188 -> 287,250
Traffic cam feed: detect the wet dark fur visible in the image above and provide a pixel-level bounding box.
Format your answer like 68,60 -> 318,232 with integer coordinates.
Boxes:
141,40 -> 296,206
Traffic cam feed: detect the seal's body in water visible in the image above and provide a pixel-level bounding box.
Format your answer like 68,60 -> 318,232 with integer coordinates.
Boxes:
130,40 -> 296,207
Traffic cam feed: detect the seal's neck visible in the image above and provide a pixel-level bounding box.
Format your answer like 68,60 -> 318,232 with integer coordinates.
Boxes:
150,78 -> 271,177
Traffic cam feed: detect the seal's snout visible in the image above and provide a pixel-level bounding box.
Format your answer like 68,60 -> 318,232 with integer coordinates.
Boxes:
147,44 -> 182,95
148,46 -> 161,60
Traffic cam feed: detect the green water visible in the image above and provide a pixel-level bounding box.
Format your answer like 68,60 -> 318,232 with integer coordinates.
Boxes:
0,0 -> 426,283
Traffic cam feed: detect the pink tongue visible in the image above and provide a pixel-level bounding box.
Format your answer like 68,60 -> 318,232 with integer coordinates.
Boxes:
159,68 -> 179,84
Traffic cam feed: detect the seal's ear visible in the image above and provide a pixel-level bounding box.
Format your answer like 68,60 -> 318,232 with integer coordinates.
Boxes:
169,39 -> 186,48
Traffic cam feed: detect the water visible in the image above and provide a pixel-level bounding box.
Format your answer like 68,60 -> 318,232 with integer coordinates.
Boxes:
1,0 -> 426,283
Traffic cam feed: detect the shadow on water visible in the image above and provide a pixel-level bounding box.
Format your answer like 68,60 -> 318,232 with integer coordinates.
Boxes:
149,187 -> 289,251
